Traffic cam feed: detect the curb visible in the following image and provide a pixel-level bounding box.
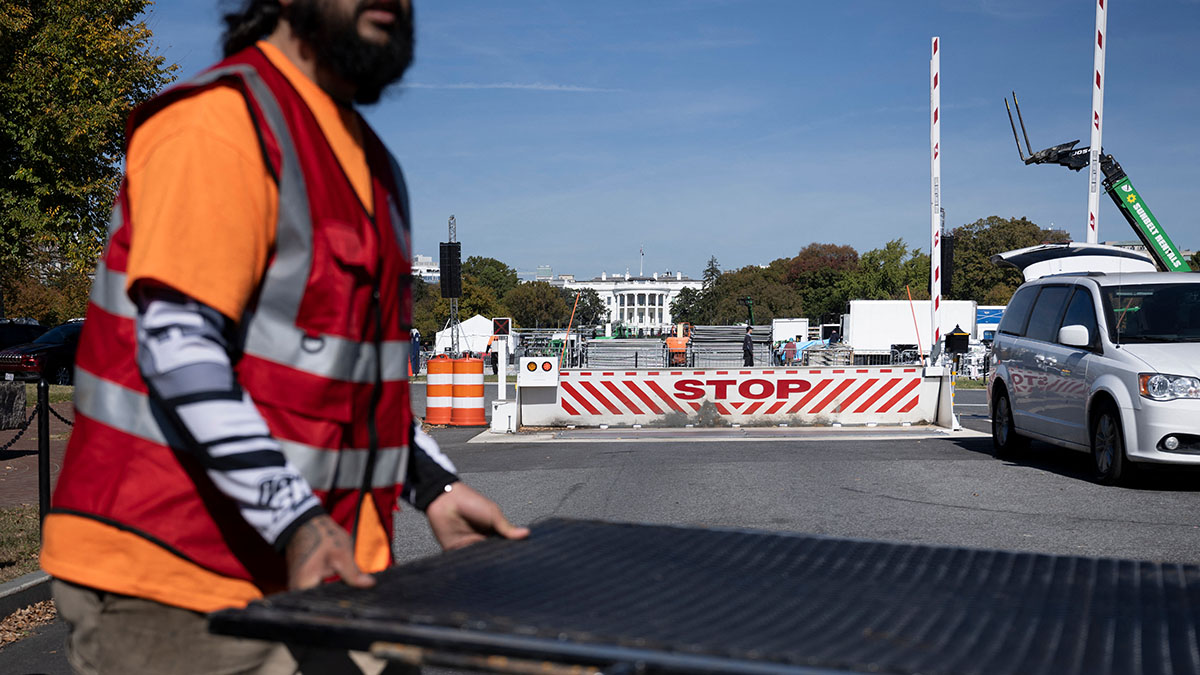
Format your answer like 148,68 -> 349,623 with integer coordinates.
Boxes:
0,571 -> 51,618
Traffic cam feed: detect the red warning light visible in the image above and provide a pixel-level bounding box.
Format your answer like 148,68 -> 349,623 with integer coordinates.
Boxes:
541,361 -> 553,371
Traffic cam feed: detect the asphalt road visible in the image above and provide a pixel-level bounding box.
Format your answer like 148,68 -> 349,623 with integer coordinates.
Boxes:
395,388 -> 1200,566
7,388 -> 1200,674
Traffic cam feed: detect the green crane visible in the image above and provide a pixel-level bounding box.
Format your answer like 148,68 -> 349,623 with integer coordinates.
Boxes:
1006,93 -> 1191,272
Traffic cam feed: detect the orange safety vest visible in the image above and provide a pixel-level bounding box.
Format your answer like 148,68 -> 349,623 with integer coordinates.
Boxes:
50,46 -> 412,591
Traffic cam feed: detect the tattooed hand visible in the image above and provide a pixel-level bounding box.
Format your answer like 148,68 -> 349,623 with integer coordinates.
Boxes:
284,514 -> 376,591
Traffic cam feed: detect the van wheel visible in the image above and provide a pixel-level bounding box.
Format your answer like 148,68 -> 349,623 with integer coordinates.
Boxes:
54,365 -> 72,386
992,390 -> 1028,458
1091,403 -> 1130,486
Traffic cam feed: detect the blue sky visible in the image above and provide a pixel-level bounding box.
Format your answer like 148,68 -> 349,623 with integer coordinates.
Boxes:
143,0 -> 1199,280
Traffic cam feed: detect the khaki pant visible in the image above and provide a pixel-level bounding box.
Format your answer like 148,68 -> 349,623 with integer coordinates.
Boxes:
53,580 -> 418,675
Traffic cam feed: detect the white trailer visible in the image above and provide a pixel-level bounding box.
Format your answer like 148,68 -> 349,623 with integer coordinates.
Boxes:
770,318 -> 809,343
844,300 -> 976,353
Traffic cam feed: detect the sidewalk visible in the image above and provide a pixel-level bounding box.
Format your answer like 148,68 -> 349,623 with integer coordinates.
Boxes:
0,404 -> 72,510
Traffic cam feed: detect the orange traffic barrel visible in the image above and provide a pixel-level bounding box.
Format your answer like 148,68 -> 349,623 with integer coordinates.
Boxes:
450,357 -> 487,426
425,355 -> 454,425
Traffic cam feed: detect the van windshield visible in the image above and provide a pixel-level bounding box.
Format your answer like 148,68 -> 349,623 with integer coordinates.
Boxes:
1103,284 -> 1200,343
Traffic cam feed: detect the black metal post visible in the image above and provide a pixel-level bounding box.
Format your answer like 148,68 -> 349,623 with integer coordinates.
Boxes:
37,377 -> 50,529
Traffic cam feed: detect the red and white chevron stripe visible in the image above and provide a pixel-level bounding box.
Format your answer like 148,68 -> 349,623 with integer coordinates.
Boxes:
930,36 -> 943,348
552,368 -> 933,425
1086,0 -> 1107,244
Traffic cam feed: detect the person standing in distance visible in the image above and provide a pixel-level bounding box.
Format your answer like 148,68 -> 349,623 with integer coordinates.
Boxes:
410,326 -> 421,375
41,1 -> 528,672
743,325 -> 754,367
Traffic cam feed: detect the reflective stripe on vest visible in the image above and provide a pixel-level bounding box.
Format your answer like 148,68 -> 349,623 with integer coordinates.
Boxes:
88,263 -> 410,384
74,368 -> 406,492
279,439 -> 409,493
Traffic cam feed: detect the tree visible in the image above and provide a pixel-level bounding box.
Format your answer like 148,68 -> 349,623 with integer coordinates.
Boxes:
462,256 -> 519,300
669,286 -> 705,325
786,243 -> 860,324
949,216 -> 1070,304
842,239 -> 929,302
561,288 -> 605,327
707,263 -> 804,325
701,256 -> 722,290
412,275 -> 508,343
1,0 -> 176,316
504,281 -> 570,329
411,278 -> 439,341
1191,251 -> 1200,272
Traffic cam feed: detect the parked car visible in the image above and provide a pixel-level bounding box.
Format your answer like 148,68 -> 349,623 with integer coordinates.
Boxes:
988,271 -> 1200,484
0,320 -> 84,384
0,319 -> 47,350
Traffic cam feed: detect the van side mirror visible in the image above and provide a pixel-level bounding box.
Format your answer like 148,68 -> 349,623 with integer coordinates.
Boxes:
1058,324 -> 1090,348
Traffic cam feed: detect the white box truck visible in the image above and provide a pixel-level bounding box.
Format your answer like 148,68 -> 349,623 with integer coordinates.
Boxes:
844,300 -> 976,353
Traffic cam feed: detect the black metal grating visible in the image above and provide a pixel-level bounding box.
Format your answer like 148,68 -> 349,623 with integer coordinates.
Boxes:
212,518 -> 1200,674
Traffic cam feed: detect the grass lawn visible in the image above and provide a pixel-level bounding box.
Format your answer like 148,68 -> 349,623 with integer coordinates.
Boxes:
955,378 -> 987,390
22,384 -> 73,406
0,505 -> 40,585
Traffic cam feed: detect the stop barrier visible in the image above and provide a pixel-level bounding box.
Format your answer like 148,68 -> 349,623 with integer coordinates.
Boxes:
519,366 -> 942,427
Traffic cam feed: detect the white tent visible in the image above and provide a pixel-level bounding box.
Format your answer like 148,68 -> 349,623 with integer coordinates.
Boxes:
433,314 -> 514,355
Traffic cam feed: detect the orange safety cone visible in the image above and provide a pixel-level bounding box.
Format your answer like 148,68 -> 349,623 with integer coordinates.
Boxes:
450,357 -> 487,426
424,355 -> 454,425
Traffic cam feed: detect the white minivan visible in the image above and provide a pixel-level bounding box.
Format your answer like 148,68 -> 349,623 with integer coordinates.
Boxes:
988,271 -> 1200,484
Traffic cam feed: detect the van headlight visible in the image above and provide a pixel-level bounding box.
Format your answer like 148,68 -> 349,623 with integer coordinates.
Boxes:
1139,374 -> 1200,401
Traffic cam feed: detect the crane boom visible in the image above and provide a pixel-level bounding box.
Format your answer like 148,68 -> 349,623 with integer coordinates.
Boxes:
1004,93 -> 1192,272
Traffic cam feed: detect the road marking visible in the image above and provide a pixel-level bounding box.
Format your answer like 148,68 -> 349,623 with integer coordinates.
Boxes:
469,426 -> 990,444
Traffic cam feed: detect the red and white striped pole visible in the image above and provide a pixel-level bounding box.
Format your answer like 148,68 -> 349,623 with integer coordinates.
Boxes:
1086,0 -> 1108,244
929,36 -> 942,356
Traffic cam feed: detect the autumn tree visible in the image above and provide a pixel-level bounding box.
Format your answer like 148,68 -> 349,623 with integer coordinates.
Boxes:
462,256 -> 519,300
412,274 -> 508,344
707,259 -> 803,325
504,281 -> 570,328
948,216 -> 1070,304
0,0 -> 175,319
411,278 -> 440,341
842,239 -> 929,302
786,243 -> 860,323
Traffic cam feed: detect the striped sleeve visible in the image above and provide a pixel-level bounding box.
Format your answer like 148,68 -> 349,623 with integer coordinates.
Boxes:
134,285 -> 322,550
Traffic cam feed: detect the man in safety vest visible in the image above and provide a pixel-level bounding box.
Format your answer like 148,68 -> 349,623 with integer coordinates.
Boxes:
40,1 -> 528,672
485,333 -> 499,375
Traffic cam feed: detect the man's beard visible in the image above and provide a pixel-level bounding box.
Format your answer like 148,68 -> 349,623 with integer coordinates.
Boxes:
289,0 -> 414,105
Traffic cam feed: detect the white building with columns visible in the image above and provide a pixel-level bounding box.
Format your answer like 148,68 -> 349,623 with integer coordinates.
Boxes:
563,271 -> 702,332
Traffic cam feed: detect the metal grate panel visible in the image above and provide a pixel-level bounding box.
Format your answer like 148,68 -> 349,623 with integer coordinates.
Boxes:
212,518 -> 1200,674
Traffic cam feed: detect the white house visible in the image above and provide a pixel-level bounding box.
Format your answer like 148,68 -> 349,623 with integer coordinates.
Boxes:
412,254 -> 440,284
563,271 -> 702,331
